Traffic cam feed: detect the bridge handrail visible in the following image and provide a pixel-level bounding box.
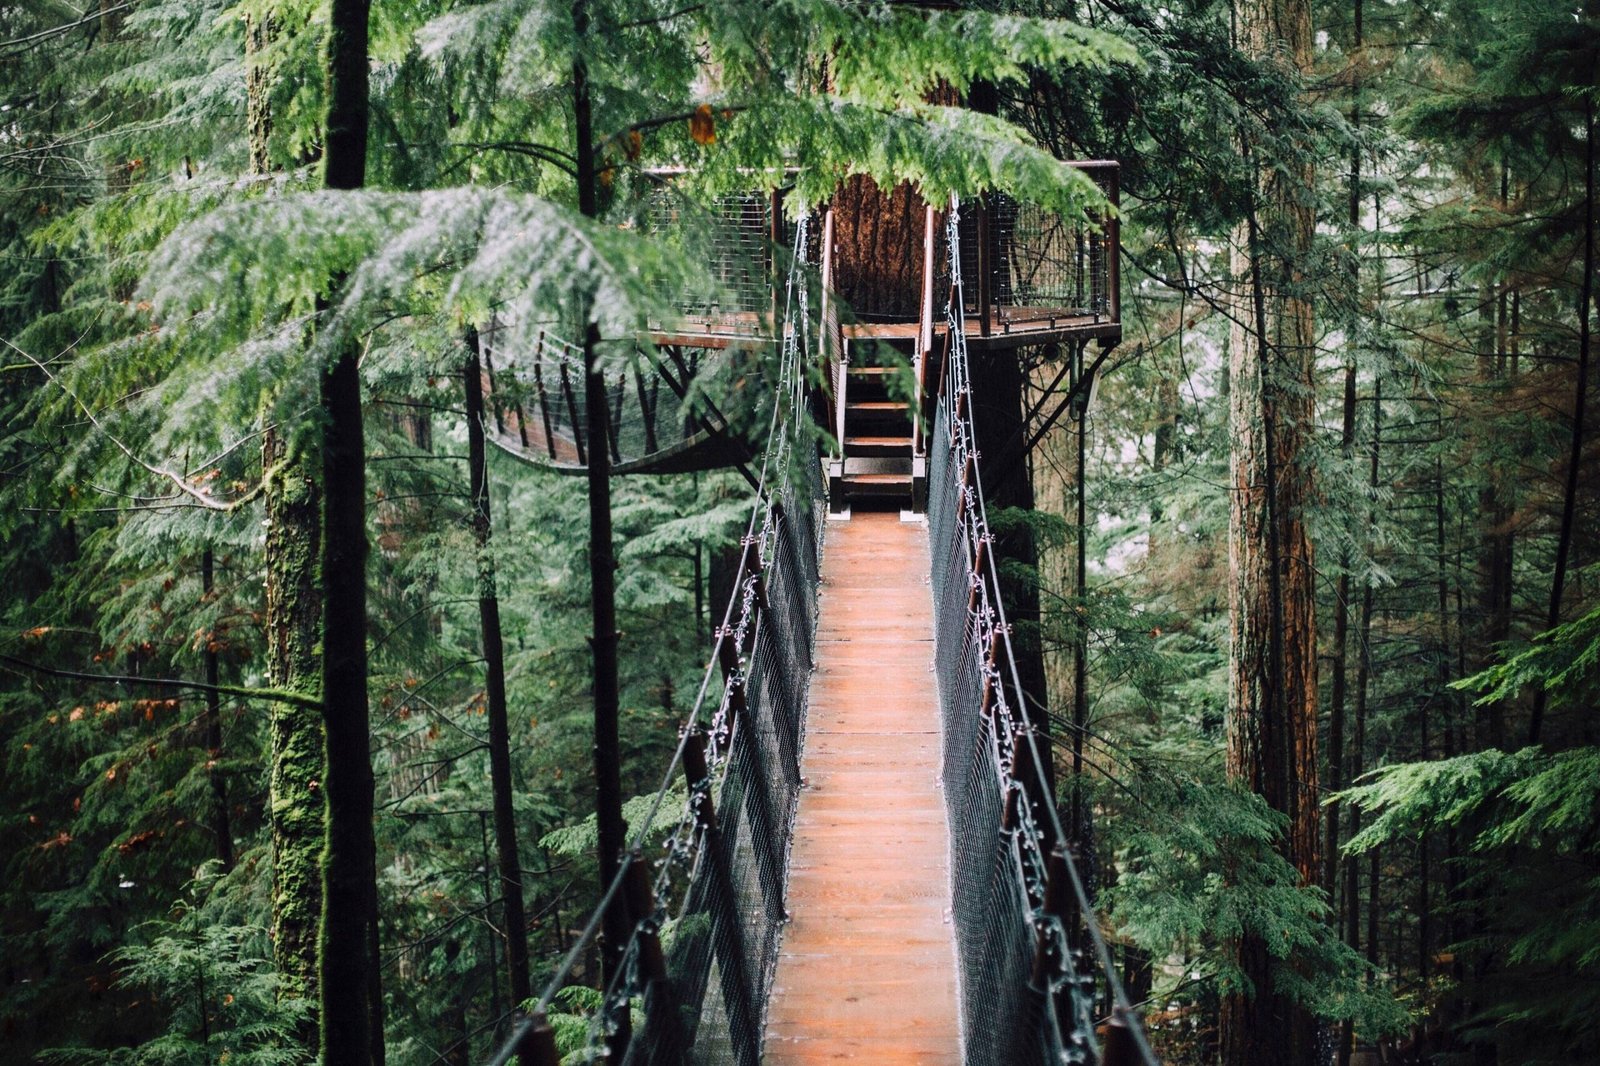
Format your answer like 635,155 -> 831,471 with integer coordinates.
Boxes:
932,199 -> 1159,1066
484,216 -> 824,1066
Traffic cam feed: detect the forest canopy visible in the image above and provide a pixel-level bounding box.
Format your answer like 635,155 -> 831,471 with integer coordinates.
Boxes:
1,0 -> 1595,1063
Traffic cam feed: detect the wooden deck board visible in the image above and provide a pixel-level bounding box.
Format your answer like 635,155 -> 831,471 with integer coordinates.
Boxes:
763,511 -> 960,1064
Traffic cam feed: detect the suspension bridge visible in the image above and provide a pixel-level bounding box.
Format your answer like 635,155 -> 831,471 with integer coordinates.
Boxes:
481,167 -> 1158,1065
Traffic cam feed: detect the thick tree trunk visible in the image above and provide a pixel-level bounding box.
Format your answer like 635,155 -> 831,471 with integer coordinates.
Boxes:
830,176 -> 928,321
1222,0 -> 1319,1061
463,332 -> 533,1015
250,15 -> 325,1055
317,2 -> 378,1065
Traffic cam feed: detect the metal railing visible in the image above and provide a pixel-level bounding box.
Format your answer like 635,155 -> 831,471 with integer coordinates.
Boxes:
484,217 -> 823,1066
929,203 -> 1156,1066
479,322 -> 760,474
950,162 -> 1121,336
644,164 -> 1120,348
645,186 -> 791,338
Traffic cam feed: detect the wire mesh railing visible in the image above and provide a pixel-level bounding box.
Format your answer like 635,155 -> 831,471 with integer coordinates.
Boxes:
484,217 -> 824,1066
645,187 -> 788,337
481,321 -> 751,473
929,202 -> 1157,1066
946,163 -> 1120,334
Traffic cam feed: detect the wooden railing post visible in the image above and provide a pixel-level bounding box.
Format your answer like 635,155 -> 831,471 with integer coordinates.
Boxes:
917,204 -> 936,455
1101,1006 -> 1142,1066
532,333 -> 558,459
682,726 -> 718,833
559,364 -> 585,465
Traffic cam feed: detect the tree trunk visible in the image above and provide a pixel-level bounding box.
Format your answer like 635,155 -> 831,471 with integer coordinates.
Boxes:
201,548 -> 234,871
262,426 -> 324,1043
829,176 -> 928,321
317,2 -> 378,1064
1327,0 -> 1361,924
253,3 -> 325,1039
572,5 -> 631,1056
245,11 -> 275,174
1529,90 -> 1593,745
463,332 -> 533,1015
1222,0 -> 1319,1061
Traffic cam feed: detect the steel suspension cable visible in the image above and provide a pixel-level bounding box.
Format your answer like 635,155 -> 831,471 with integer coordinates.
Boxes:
483,215 -> 823,1066
932,201 -> 1159,1066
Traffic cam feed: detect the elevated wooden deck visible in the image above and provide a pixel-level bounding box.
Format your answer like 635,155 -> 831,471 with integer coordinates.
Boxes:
763,512 -> 960,1065
650,312 -> 1120,352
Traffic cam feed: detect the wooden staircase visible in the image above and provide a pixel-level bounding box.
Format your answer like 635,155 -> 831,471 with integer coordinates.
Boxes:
830,340 -> 925,512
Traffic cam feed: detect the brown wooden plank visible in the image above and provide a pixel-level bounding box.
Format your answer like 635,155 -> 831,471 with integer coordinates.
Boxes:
764,512 -> 960,1064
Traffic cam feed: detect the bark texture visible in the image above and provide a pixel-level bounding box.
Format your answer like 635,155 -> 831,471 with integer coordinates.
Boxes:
829,176 -> 928,321
251,9 -> 326,1048
1222,0 -> 1320,1061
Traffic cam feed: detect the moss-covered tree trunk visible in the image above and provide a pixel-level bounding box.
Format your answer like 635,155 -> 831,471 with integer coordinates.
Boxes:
1222,0 -> 1320,1061
250,13 -> 326,1055
317,1 -> 379,1064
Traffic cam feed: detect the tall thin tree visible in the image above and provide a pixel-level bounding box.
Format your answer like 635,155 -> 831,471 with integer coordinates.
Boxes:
462,329 -> 533,1017
316,1 -> 380,1063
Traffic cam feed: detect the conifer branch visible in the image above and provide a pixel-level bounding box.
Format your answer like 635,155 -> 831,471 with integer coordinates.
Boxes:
0,653 -> 323,710
0,3 -> 135,53
3,336 -> 266,513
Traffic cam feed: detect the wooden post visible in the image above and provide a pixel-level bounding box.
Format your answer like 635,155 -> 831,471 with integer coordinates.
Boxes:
682,726 -> 716,832
916,204 -> 937,455
714,625 -> 747,732
532,333 -> 558,459
771,188 -> 784,331
1100,1007 -> 1142,1066
559,364 -> 585,465
972,195 -> 985,334
623,852 -> 667,983
634,366 -> 658,453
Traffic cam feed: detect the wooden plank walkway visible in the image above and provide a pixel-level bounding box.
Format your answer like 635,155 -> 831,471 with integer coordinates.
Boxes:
763,511 -> 961,1064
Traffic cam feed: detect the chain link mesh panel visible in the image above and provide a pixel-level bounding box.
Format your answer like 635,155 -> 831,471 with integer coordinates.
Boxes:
486,217 -> 826,1066
929,204 -> 1158,1066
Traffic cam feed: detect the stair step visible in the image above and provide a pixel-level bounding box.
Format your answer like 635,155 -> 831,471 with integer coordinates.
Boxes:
843,456 -> 912,476
842,472 -> 914,496
846,401 -> 910,418
845,435 -> 914,458
846,366 -> 895,401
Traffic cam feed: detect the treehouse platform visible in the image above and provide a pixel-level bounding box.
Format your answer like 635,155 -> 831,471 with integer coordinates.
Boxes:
477,166 -> 1119,493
